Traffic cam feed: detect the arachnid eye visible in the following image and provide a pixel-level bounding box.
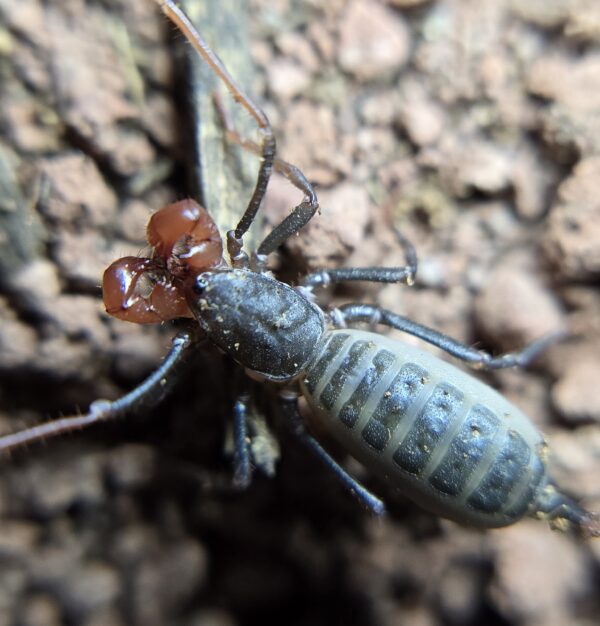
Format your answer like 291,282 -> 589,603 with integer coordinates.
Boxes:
193,275 -> 209,295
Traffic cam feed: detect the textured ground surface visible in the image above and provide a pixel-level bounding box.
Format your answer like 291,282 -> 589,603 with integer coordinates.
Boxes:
0,1 -> 599,625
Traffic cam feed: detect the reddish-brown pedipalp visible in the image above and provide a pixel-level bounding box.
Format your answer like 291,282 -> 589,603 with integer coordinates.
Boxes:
103,198 -> 224,323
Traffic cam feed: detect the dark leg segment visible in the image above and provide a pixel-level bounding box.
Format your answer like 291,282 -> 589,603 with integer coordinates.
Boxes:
0,331 -> 197,454
278,392 -> 385,515
303,266 -> 413,288
336,304 -> 565,370
232,395 -> 252,488
229,371 -> 280,484
154,0 -> 276,263
257,196 -> 319,258
213,93 -> 319,260
302,230 -> 417,289
231,130 -> 275,255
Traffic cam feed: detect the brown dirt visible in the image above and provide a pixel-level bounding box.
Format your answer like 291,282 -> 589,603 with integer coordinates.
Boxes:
0,1 -> 599,625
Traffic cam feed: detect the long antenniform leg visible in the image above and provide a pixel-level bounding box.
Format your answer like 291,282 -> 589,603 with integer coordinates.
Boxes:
154,0 -> 274,260
336,304 -> 565,371
154,0 -> 318,266
0,331 -> 197,454
211,83 -> 319,260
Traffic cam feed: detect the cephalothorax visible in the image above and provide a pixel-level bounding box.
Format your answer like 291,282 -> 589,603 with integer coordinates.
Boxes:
1,0 -> 597,536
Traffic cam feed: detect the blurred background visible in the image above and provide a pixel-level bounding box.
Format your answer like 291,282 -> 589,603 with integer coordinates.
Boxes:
0,0 -> 599,625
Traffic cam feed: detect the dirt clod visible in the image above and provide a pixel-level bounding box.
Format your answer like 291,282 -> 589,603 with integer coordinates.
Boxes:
338,0 -> 411,81
542,156 -> 600,281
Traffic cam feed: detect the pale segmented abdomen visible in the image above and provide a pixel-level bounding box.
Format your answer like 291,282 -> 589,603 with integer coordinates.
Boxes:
300,329 -> 549,527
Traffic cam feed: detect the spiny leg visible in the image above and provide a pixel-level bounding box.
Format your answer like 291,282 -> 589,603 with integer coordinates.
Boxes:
0,331 -> 197,454
154,0 -> 275,264
336,304 -> 565,370
213,93 -> 319,262
278,391 -> 385,515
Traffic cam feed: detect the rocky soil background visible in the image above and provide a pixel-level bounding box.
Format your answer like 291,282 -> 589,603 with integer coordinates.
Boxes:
0,0 -> 599,625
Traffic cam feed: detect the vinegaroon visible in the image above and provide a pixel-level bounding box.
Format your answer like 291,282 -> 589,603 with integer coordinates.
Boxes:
1,0 -> 598,535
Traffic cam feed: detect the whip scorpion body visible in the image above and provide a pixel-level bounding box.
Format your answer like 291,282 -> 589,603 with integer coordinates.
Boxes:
1,0 -> 597,536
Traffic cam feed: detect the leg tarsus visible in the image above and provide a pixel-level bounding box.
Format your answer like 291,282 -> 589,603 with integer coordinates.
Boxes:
337,303 -> 564,371
278,393 -> 385,516
0,330 -> 198,454
475,329 -> 568,370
